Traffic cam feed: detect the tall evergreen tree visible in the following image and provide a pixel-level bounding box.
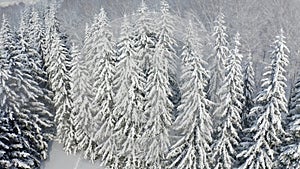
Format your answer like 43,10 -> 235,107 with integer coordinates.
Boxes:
0,15 -> 53,168
17,14 -> 54,157
47,30 -> 74,154
70,44 -> 93,157
0,40 -> 28,168
208,13 -> 229,107
28,8 -> 47,59
279,72 -> 300,168
157,0 -> 180,115
139,10 -> 174,169
212,33 -> 244,169
166,21 -> 212,169
133,1 -> 156,76
44,1 -> 70,69
113,15 -> 146,169
238,30 -> 289,169
85,8 -> 117,167
0,15 -> 15,57
242,52 -> 255,128
157,0 -> 178,79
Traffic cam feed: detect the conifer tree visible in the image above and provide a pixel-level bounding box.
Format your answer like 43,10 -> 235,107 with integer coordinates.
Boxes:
238,30 -> 289,169
134,1 -> 156,75
18,14 -> 54,155
70,44 -> 93,157
242,52 -> 255,128
0,15 -> 15,57
44,1 -> 68,69
85,8 -> 117,167
157,0 -> 178,79
157,0 -> 180,114
140,12 -> 174,169
28,8 -> 47,59
0,16 -> 53,168
28,7 -> 53,112
212,33 -> 244,169
166,21 -> 212,169
47,30 -> 75,154
208,13 -> 229,106
279,72 -> 300,168
113,15 -> 145,169
0,45 -> 26,168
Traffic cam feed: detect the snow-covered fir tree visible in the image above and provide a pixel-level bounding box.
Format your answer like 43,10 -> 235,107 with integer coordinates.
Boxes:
166,21 -> 212,169
85,8 -> 118,167
27,8 -> 54,133
139,11 -> 174,169
0,15 -> 15,57
133,0 -> 156,76
212,32 -> 244,169
208,13 -> 229,107
156,0 -> 180,115
157,0 -> 177,75
47,30 -> 74,154
242,52 -> 255,129
237,29 -> 289,169
70,44 -> 94,158
44,1 -> 70,69
17,14 -> 54,156
28,8 -> 47,59
279,72 -> 300,168
113,15 -> 146,169
0,38 -> 27,168
0,15 -> 53,168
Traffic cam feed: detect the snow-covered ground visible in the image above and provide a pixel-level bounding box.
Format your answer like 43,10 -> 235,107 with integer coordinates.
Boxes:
42,142 -> 104,169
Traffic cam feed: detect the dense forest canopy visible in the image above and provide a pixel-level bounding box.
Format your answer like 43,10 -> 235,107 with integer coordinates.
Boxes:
1,0 -> 300,169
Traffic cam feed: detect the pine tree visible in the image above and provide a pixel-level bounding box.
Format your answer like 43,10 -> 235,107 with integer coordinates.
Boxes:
278,72 -> 300,168
139,10 -> 174,169
208,13 -> 229,107
0,45 -> 25,168
166,21 -> 212,169
25,8 -> 55,145
44,1 -> 68,69
47,30 -> 75,154
157,0 -> 178,79
133,1 -> 156,76
70,44 -> 93,157
19,14 -> 54,157
0,14 -> 15,57
112,15 -> 146,169
85,8 -> 117,167
212,32 -> 244,169
242,52 -> 255,129
28,8 -> 47,59
0,16 -> 53,168
238,29 -> 289,169
157,0 -> 180,115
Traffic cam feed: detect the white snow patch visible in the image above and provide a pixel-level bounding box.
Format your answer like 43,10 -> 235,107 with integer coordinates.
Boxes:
42,142 -> 105,169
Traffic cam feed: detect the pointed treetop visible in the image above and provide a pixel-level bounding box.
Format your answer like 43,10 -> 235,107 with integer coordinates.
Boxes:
187,20 -> 193,37
234,32 -> 241,47
160,0 -> 170,13
100,7 -> 106,16
271,29 -> 289,62
119,14 -> 131,36
0,14 -> 10,33
19,14 -> 27,35
2,14 -> 7,23
215,12 -> 225,25
246,50 -> 252,60
97,8 -> 109,24
138,0 -> 148,14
